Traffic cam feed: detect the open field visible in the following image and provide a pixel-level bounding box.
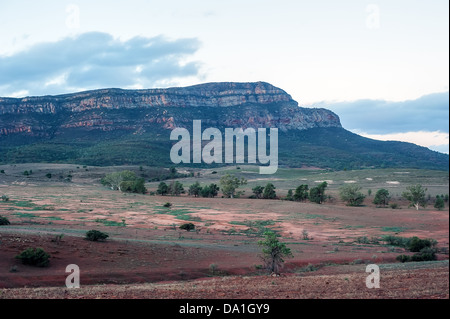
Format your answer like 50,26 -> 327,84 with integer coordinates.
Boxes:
0,164 -> 448,298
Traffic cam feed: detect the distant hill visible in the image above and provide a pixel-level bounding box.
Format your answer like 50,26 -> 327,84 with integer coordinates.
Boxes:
0,82 -> 448,170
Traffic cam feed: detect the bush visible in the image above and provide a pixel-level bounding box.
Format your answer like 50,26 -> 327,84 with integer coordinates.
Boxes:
382,235 -> 410,248
85,230 -> 109,241
411,247 -> 437,262
339,184 -> 366,206
407,237 -> 435,252
163,202 -> 172,208
389,203 -> 399,209
16,248 -> 50,267
396,255 -> 411,263
0,216 -> 10,225
1,195 -> 9,202
179,223 -> 195,231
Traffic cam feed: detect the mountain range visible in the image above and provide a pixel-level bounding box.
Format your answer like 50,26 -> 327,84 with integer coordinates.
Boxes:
0,82 -> 448,170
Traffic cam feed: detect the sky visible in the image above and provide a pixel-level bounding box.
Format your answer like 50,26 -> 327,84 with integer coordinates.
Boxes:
0,0 -> 448,153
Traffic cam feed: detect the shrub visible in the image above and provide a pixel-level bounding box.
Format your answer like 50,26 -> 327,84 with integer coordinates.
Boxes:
411,247 -> 437,262
339,184 -> 366,206
179,223 -> 195,232
0,216 -> 10,225
16,248 -> 50,267
389,203 -> 399,209
163,202 -> 172,208
1,195 -> 9,201
407,237 -> 435,252
396,254 -> 411,263
85,230 -> 109,241
46,173 -> 52,179
434,195 -> 445,211
382,235 -> 410,248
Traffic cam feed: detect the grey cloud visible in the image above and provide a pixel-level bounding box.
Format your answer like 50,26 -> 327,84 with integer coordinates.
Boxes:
317,92 -> 449,134
0,32 -> 202,96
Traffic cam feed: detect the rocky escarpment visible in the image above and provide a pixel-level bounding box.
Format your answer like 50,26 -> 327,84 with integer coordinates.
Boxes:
0,82 -> 341,137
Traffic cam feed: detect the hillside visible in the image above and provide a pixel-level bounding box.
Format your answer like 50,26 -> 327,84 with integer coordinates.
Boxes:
0,82 -> 447,170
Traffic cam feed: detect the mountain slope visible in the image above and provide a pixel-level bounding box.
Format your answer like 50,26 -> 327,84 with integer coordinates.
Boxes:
0,82 -> 447,170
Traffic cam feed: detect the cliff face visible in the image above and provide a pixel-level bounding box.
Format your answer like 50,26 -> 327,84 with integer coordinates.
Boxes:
0,82 -> 341,137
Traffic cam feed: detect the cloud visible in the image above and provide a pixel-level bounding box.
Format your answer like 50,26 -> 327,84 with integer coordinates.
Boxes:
354,130 -> 449,154
0,32 -> 202,97
316,92 -> 449,134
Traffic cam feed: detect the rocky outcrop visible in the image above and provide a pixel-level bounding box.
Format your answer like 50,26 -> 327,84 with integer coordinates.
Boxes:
0,82 -> 342,136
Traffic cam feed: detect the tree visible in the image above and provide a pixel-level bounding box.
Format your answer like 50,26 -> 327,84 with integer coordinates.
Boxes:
434,195 -> 445,211
201,183 -> 219,198
339,184 -> 366,206
263,183 -> 277,199
294,184 -> 309,202
168,181 -> 184,196
258,230 -> 293,275
285,189 -> 294,201
309,182 -> 328,204
402,184 -> 427,210
373,188 -> 390,207
219,174 -> 247,198
188,181 -> 202,197
101,170 -> 137,191
120,178 -> 147,194
157,182 -> 169,195
252,186 -> 264,199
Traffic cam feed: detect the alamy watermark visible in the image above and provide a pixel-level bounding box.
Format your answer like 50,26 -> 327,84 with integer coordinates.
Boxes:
170,120 -> 278,174
365,264 -> 380,288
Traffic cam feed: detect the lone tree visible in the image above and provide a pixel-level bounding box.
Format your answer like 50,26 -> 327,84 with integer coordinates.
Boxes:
309,182 -> 328,204
373,188 -> 390,207
262,183 -> 277,199
220,174 -> 247,198
339,184 -> 366,206
402,184 -> 427,210
258,230 -> 293,276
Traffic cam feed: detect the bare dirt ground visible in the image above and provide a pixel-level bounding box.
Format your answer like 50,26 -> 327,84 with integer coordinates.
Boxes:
0,164 -> 448,299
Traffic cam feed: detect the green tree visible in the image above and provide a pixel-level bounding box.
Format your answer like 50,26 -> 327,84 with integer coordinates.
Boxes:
434,195 -> 445,211
219,174 -> 247,198
168,181 -> 184,196
309,182 -> 328,204
258,231 -> 293,275
201,183 -> 219,198
157,182 -> 169,195
402,184 -> 427,210
252,186 -> 264,199
120,178 -> 147,194
188,181 -> 202,197
101,170 -> 137,191
263,183 -> 277,199
285,189 -> 294,201
294,184 -> 309,202
373,188 -> 390,207
339,184 -> 366,206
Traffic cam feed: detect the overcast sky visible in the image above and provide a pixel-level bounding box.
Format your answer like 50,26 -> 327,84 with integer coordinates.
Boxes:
0,0 -> 448,153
